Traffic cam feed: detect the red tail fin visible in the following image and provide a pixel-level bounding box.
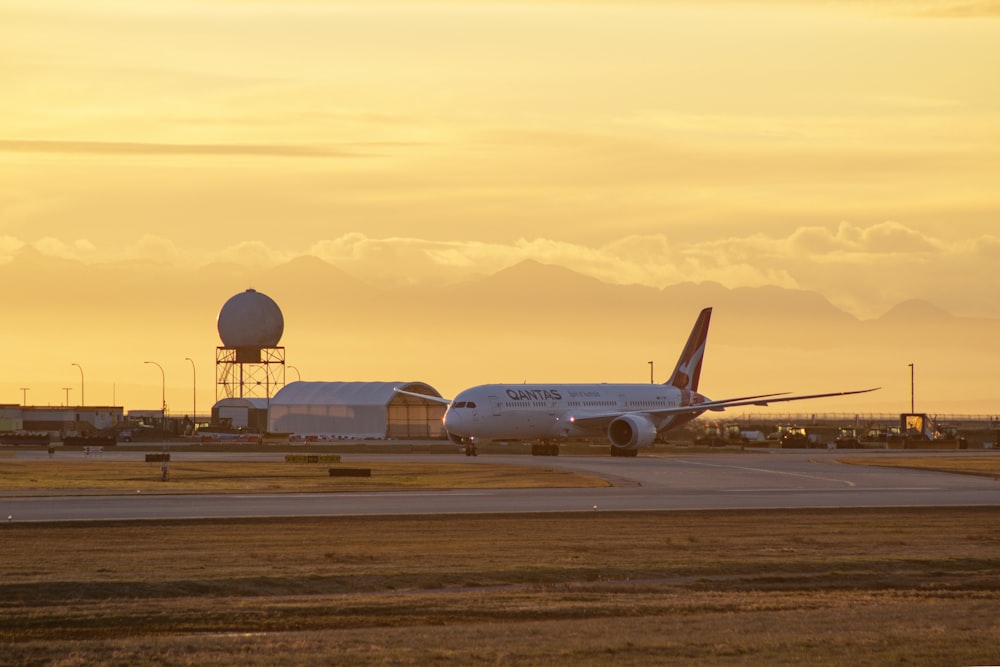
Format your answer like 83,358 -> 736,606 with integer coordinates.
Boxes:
666,308 -> 712,391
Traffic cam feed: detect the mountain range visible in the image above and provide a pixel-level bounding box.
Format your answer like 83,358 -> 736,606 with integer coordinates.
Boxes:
2,252 -> 997,414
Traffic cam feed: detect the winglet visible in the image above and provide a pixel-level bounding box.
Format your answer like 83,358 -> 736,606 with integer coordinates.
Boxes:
393,387 -> 453,405
665,307 -> 712,391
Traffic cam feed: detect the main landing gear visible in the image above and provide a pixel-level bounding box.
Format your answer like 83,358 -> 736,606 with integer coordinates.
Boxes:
530,442 -> 560,456
610,446 -> 638,457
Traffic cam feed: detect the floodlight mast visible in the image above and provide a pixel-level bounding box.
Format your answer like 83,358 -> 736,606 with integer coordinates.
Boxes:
71,363 -> 84,405
908,363 -> 915,413
185,357 -> 196,427
144,361 -> 166,417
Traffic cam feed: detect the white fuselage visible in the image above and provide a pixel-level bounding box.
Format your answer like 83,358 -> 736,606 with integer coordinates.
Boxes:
443,383 -> 708,443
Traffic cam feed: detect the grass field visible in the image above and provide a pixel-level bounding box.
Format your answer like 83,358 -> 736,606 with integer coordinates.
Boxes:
2,454 -> 1000,665
0,459 -> 608,494
841,454 -> 1000,478
3,509 -> 1000,666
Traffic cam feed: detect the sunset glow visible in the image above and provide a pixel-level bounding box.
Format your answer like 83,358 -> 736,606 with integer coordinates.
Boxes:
2,1 -> 998,416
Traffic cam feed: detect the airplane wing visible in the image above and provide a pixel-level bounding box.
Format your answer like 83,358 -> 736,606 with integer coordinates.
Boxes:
570,387 -> 879,428
674,387 -> 881,414
393,387 -> 453,405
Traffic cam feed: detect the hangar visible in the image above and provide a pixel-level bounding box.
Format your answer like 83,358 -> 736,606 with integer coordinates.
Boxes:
267,381 -> 447,439
212,398 -> 270,433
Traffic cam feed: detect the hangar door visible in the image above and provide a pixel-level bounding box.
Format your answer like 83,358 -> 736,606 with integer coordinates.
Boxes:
386,393 -> 446,439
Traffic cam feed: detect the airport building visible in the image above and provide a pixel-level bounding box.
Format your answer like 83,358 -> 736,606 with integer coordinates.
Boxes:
205,290 -> 448,440
211,397 -> 270,433
0,405 -> 125,442
267,381 -> 446,439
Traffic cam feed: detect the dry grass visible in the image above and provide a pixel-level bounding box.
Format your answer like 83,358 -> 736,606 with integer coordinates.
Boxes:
0,459 -> 608,494
2,508 -> 1000,666
840,454 -> 1000,478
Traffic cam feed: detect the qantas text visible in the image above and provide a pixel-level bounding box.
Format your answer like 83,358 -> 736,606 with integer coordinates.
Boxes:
505,388 -> 563,401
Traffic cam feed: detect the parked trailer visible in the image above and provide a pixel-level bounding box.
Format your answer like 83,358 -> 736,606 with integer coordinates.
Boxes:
894,413 -> 968,449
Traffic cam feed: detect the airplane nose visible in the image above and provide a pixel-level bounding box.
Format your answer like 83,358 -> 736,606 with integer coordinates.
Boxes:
444,407 -> 463,432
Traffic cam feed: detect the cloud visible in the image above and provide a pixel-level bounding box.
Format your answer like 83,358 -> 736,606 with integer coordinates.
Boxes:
969,234 -> 1000,258
0,139 -> 366,159
2,223 -> 999,319
856,221 -> 940,254
129,235 -> 182,265
909,2 -> 1000,18
0,236 -> 27,261
216,241 -> 292,267
275,226 -> 1000,319
786,221 -> 940,258
32,236 -> 98,260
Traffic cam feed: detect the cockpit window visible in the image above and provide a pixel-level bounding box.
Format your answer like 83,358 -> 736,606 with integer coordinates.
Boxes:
454,401 -> 467,408
466,402 -> 476,409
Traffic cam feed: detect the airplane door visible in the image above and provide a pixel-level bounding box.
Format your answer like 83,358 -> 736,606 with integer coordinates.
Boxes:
489,395 -> 502,416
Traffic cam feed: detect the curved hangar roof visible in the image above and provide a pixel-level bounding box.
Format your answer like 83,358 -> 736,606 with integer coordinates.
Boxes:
270,381 -> 442,407
268,381 -> 447,439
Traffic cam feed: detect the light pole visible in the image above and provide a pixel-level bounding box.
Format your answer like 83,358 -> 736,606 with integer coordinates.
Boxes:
184,357 -> 196,427
288,365 -> 301,382
19,387 -> 29,405
144,361 -> 166,417
71,363 -> 84,406
62,387 -> 72,406
908,363 -> 914,413
648,361 -> 654,384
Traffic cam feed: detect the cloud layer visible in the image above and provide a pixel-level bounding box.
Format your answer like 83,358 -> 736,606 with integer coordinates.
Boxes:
2,2 -> 998,321
2,222 -> 998,320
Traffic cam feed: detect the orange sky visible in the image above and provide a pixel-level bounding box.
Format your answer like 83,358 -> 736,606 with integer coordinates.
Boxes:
1,1 -> 999,416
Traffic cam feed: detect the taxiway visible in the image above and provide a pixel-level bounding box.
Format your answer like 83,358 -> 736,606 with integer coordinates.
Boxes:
3,448 -> 998,522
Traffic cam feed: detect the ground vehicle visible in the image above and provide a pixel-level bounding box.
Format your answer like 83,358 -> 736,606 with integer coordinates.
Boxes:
778,425 -> 809,448
695,422 -> 749,447
694,424 -> 726,447
722,423 -> 749,443
899,413 -> 967,449
855,425 -> 903,448
834,427 -> 861,449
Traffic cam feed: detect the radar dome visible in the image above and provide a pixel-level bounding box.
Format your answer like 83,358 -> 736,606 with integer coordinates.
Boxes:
217,289 -> 284,348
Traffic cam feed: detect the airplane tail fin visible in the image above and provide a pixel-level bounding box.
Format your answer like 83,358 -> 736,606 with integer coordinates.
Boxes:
665,307 -> 712,391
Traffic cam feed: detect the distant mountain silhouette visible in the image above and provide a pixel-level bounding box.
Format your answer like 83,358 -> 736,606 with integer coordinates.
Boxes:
877,299 -> 952,323
438,259 -> 661,322
4,252 -> 999,413
265,255 -> 372,290
2,252 -> 991,337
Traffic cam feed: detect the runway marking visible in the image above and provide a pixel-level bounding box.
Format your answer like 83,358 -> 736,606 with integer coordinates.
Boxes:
293,491 -> 497,499
726,487 -> 940,493
675,460 -> 857,488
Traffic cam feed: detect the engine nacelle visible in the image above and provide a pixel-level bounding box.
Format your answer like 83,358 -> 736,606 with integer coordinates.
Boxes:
607,414 -> 658,449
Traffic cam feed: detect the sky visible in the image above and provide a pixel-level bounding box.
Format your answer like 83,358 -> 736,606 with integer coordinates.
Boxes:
2,0 -> 999,417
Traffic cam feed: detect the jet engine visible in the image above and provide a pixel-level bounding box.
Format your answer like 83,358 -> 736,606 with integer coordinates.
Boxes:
607,414 -> 658,449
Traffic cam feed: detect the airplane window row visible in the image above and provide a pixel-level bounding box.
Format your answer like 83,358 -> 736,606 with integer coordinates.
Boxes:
453,401 -> 477,409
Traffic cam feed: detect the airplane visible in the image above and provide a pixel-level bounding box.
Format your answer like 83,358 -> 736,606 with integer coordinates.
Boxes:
398,307 -> 878,457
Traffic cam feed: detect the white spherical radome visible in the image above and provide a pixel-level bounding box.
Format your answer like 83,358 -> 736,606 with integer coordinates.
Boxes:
217,289 -> 284,348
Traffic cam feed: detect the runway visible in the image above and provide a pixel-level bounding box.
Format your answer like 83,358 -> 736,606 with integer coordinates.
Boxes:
4,448 -> 999,522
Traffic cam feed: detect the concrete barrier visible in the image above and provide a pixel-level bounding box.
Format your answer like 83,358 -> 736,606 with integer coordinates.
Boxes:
285,454 -> 341,463
328,467 -> 371,477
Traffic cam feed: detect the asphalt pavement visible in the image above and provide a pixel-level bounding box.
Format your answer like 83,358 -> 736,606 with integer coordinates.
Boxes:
3,448 -> 998,522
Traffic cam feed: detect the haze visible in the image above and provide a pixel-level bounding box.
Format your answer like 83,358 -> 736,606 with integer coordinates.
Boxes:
2,1 -> 998,417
